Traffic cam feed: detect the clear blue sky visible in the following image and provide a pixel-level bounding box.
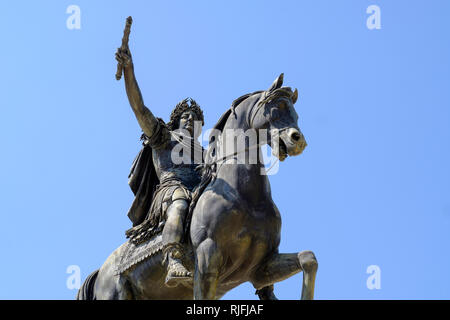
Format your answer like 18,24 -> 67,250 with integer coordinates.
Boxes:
0,1 -> 449,299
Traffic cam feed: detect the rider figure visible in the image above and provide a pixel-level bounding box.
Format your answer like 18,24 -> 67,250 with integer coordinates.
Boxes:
115,45 -> 204,288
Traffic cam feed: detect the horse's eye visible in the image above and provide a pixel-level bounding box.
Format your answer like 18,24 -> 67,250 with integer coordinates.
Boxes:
270,107 -> 280,120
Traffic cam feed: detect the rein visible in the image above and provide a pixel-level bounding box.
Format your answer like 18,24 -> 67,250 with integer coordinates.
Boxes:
206,97 -> 289,173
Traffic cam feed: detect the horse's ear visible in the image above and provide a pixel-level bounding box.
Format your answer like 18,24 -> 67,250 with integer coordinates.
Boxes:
268,73 -> 284,92
292,88 -> 298,104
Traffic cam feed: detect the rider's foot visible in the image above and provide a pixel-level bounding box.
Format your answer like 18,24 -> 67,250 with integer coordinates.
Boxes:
163,244 -> 192,288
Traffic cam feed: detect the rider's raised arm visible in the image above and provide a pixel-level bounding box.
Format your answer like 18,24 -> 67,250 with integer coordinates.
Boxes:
116,47 -> 167,144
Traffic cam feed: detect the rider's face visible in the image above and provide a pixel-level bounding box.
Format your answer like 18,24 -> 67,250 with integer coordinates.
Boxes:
178,110 -> 200,137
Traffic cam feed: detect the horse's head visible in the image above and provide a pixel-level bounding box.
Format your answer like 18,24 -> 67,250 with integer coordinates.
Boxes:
249,73 -> 307,161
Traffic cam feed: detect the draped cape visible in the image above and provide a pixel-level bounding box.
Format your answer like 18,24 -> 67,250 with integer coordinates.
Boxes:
127,143 -> 159,227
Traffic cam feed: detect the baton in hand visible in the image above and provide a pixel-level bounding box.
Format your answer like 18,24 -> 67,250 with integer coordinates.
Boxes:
115,16 -> 133,81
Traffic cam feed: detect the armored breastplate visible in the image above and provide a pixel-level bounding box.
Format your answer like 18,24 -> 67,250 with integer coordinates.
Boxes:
152,139 -> 202,191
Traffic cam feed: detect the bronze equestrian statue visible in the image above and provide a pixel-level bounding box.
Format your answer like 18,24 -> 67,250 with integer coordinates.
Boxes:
77,17 -> 318,300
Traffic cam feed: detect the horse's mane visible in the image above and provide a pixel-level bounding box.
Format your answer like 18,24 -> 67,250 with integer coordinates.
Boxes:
210,85 -> 295,135
210,90 -> 264,135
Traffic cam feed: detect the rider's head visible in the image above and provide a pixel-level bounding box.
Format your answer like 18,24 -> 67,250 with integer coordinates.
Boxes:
167,98 -> 204,138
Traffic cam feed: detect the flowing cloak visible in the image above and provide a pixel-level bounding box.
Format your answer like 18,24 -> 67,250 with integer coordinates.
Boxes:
127,139 -> 159,227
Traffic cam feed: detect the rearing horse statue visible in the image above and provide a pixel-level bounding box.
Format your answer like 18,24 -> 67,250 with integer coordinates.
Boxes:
77,73 -> 318,300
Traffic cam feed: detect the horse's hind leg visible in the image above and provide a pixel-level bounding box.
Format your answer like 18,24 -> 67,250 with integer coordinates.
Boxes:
250,251 -> 318,300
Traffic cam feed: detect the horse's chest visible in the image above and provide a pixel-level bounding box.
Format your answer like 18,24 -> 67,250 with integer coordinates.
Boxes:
222,209 -> 281,267
248,214 -> 280,249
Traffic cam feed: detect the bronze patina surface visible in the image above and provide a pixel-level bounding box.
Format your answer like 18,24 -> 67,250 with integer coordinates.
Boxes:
77,17 -> 317,300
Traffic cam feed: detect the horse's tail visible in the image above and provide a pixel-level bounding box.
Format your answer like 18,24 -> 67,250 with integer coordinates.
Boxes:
76,269 -> 99,300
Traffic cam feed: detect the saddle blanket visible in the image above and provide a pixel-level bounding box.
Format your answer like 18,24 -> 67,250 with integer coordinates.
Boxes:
115,233 -> 163,275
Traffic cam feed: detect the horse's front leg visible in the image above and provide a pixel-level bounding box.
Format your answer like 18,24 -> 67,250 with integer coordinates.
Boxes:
250,251 -> 318,300
193,238 -> 222,300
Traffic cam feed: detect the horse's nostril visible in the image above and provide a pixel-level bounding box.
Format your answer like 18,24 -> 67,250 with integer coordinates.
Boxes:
291,131 -> 301,142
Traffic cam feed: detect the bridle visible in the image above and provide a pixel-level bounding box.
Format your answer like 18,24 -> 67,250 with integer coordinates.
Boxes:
207,95 -> 291,173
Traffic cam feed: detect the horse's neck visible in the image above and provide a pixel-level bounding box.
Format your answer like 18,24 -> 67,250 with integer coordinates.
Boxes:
214,104 -> 272,202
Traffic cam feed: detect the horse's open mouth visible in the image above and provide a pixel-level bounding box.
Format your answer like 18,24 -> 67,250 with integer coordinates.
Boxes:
278,139 -> 288,161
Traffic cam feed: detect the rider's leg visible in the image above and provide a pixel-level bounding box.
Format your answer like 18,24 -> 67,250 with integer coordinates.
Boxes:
163,199 -> 188,244
162,198 -> 191,287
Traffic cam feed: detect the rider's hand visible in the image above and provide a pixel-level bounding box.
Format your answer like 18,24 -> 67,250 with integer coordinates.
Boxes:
115,47 -> 133,69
